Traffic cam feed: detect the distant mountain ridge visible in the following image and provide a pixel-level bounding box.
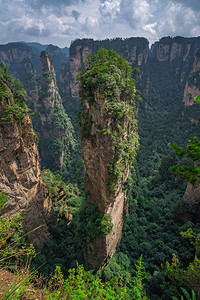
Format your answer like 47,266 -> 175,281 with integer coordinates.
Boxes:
0,41 -> 69,78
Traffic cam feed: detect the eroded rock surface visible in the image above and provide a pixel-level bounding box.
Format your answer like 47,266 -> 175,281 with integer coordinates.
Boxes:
182,183 -> 200,223
0,72 -> 55,248
26,52 -> 74,171
183,49 -> 200,107
79,49 -> 139,267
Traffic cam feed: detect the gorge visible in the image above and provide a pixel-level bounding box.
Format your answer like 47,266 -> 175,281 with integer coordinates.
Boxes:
1,36 -> 200,298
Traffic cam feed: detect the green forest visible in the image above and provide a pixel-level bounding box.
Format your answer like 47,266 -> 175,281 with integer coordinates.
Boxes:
0,37 -> 200,299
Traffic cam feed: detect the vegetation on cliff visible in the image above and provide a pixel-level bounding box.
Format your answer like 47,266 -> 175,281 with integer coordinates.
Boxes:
2,37 -> 200,299
0,62 -> 29,123
78,47 -> 140,190
169,97 -> 200,185
23,52 -> 76,179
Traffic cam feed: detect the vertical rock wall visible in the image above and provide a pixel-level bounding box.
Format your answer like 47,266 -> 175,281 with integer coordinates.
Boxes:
79,49 -> 139,267
27,52 -> 74,171
183,49 -> 200,107
0,69 -> 55,247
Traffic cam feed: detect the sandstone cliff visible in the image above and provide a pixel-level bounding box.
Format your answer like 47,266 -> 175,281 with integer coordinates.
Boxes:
59,38 -> 148,114
183,49 -> 200,107
27,51 -> 74,172
0,43 -> 33,80
150,36 -> 200,63
78,48 -> 139,267
0,63 -> 55,248
60,37 -> 200,124
182,183 -> 200,223
46,44 -> 67,78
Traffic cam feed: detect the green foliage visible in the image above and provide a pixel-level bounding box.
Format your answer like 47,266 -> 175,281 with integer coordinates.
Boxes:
0,192 -> 8,213
77,48 -> 140,190
0,214 -> 36,270
103,253 -> 131,283
0,217 -> 146,300
0,63 -> 29,123
46,264 -> 130,299
24,52 -> 75,177
169,136 -> 200,184
42,169 -> 82,219
33,129 -> 39,144
169,96 -> 200,185
131,255 -> 147,299
194,96 -> 200,103
172,288 -> 197,300
51,138 -> 65,160
53,106 -> 73,132
118,158 -> 192,298
76,201 -> 113,245
45,257 -> 148,299
164,228 -> 200,297
1,102 -> 28,122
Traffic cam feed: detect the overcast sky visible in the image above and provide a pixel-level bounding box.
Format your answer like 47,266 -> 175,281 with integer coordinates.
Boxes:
0,0 -> 200,48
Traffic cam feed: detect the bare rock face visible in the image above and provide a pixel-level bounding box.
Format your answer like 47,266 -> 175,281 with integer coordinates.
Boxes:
28,51 -> 74,171
156,42 -> 171,61
59,45 -> 92,99
46,44 -> 62,57
59,38 -> 149,100
157,41 -> 186,62
182,183 -> 200,223
150,36 -> 200,66
0,72 -> 55,247
153,37 -> 190,62
183,49 -> 200,107
79,49 -> 139,268
0,43 -> 32,70
0,43 -> 33,81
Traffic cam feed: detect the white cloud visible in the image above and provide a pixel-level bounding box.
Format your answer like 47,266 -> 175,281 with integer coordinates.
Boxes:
84,16 -> 99,30
119,0 -> 151,27
157,1 -> 200,38
0,0 -> 200,47
142,22 -> 157,35
100,0 -> 120,18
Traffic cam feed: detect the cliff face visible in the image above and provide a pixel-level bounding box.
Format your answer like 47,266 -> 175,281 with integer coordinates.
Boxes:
0,43 -> 33,80
60,37 -> 200,124
0,65 -> 55,247
59,44 -> 92,100
183,49 -> 200,107
28,51 -> 74,171
150,36 -> 200,63
59,38 -> 148,101
0,43 -> 68,84
182,183 -> 200,223
79,49 -> 139,267
46,44 -> 67,78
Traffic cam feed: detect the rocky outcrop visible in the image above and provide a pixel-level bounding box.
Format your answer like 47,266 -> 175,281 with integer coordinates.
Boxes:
0,43 -> 33,80
0,68 -> 55,247
79,49 -> 139,267
59,44 -> 92,99
150,36 -> 200,63
182,183 -> 200,223
46,44 -> 67,77
59,38 -> 148,100
81,97 -> 129,267
183,49 -> 200,107
0,43 -> 32,68
60,36 -> 200,122
0,42 -> 68,84
28,51 -> 74,171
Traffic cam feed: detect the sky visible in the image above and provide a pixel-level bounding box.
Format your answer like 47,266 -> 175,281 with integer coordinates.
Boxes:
0,0 -> 200,48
